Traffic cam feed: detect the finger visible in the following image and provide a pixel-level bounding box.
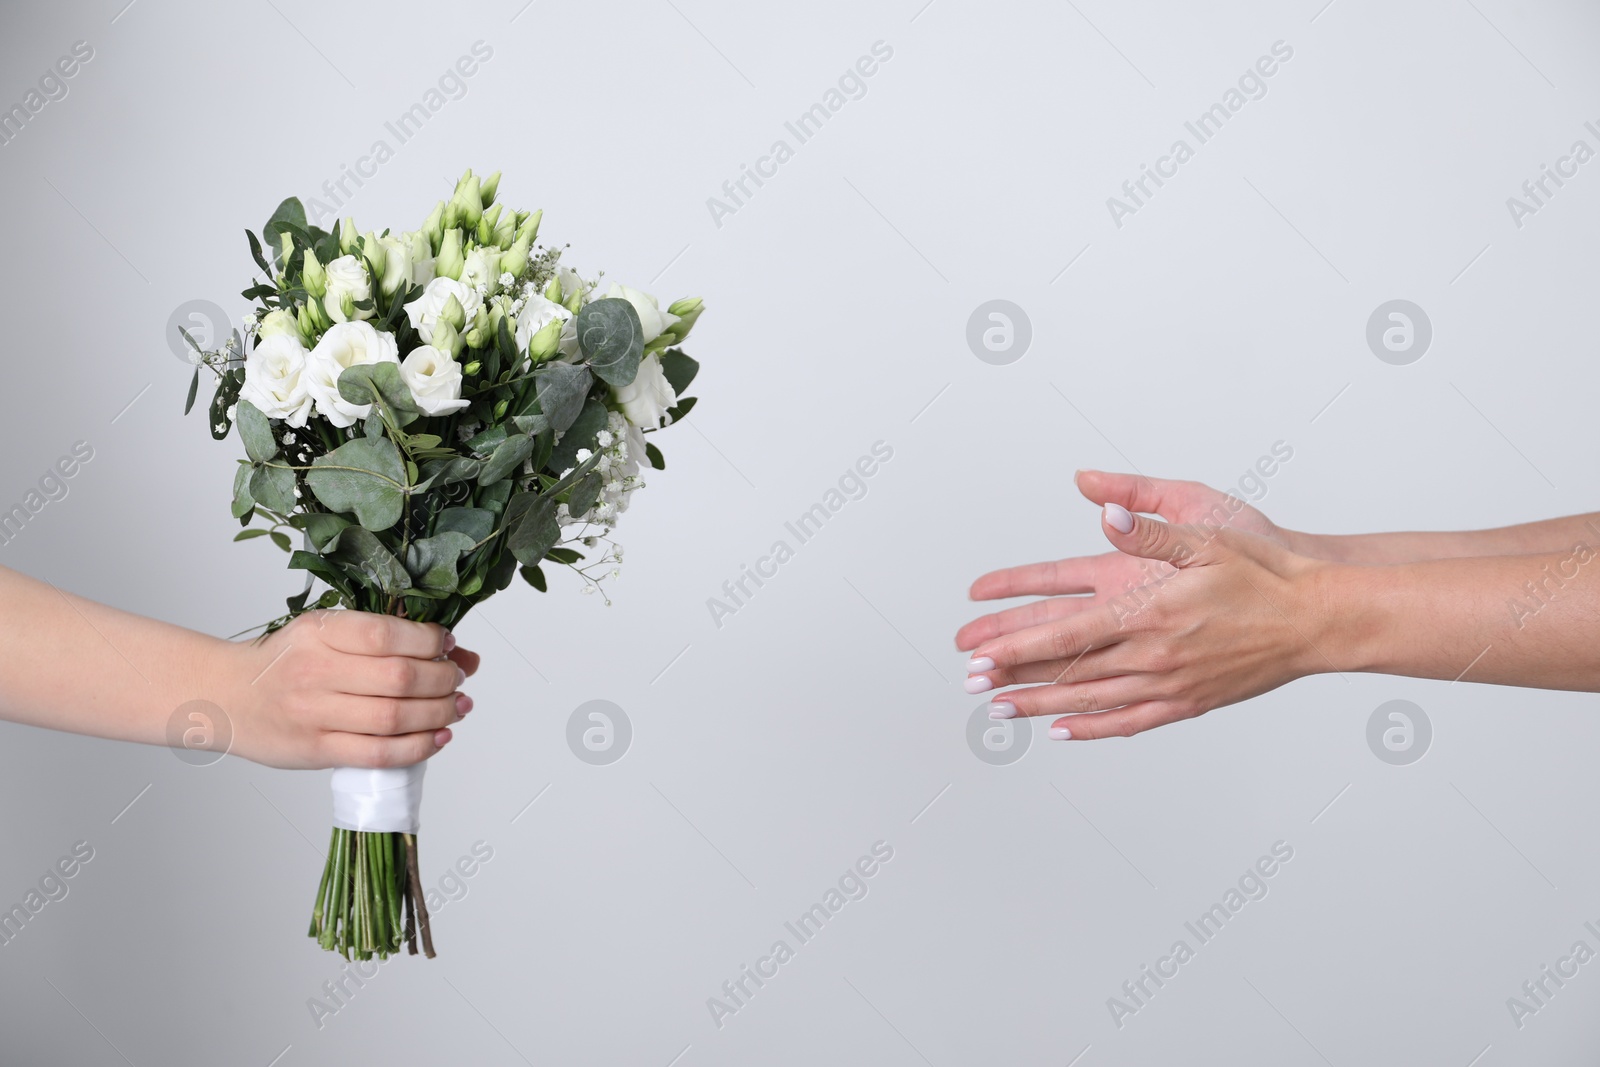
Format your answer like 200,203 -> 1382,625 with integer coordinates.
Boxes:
319,726 -> 454,769
319,693 -> 471,737
969,603 -> 1128,679
341,655 -> 466,699
317,611 -> 452,660
1100,505 -> 1210,568
981,677 -> 1154,718
969,557 -> 1102,600
979,651 -> 1138,688
446,646 -> 481,677
955,596 -> 1097,650
1075,470 -> 1192,519
1047,701 -> 1188,740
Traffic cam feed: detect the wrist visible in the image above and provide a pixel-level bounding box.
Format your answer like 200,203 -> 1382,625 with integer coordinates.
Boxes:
1299,560 -> 1388,676
1282,527 -> 1343,563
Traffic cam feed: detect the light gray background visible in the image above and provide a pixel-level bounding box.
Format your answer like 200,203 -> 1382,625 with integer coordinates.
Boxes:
1,0 -> 1597,1063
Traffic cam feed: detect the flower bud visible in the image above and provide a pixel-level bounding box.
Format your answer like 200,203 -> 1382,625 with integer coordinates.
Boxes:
479,170 -> 501,208
493,399 -> 509,420
301,247 -> 327,297
436,228 -> 466,280
432,318 -> 463,357
492,213 -> 517,249
563,286 -> 583,314
527,317 -> 563,362
440,293 -> 467,332
297,303 -> 316,340
309,295 -> 333,331
543,276 -> 562,303
450,174 -> 483,230
376,234 -> 411,297
339,217 -> 360,255
465,307 -> 491,349
667,297 -> 703,317
338,290 -> 357,321
463,360 -> 482,376
421,200 -> 445,253
668,303 -> 702,344
517,208 -> 543,245
361,231 -> 387,280
500,233 -> 532,278
487,301 -> 507,337
477,203 -> 503,246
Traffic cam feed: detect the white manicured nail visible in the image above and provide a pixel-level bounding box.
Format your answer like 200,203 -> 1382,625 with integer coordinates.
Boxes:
1049,726 -> 1073,740
1104,502 -> 1134,533
964,675 -> 993,694
988,702 -> 1016,719
967,656 -> 995,672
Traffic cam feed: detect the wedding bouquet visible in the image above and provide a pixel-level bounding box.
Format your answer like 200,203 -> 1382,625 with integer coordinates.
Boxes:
181,168 -> 703,959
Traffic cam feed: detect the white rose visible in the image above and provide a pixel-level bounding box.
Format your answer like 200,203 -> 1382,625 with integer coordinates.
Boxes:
304,321 -> 400,427
514,292 -> 572,353
240,332 -> 314,428
399,345 -> 471,416
256,308 -> 300,341
403,276 -> 482,344
611,352 -> 678,428
592,282 -> 678,345
324,254 -> 374,322
461,246 -> 503,293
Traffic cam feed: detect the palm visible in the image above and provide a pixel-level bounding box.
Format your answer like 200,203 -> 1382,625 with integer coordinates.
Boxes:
954,472 -> 1288,651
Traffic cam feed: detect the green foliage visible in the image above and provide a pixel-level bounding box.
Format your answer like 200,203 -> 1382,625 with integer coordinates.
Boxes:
306,437 -> 408,531
577,298 -> 644,388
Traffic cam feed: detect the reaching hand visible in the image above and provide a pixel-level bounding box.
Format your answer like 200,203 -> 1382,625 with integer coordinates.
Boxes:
960,502 -> 1330,740
955,470 -> 1290,651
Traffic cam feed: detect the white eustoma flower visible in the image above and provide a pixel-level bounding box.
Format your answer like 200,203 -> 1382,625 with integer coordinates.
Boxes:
514,291 -> 572,353
324,255 -> 375,322
398,345 -> 471,416
403,276 -> 482,344
257,308 -> 300,341
592,282 -> 678,344
239,332 -> 315,427
304,321 -> 400,427
611,352 -> 678,428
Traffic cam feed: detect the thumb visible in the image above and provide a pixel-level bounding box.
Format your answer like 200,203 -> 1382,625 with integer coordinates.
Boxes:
1101,502 -> 1209,568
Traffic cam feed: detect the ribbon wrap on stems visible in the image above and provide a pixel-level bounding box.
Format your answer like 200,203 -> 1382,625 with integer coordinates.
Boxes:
330,764 -> 426,834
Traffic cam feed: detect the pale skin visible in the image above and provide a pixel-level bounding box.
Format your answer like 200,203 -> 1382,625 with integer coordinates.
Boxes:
957,470 -> 1600,740
0,564 -> 479,769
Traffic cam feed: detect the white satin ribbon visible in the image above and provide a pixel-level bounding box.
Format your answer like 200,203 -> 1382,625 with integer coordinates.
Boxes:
330,764 -> 426,833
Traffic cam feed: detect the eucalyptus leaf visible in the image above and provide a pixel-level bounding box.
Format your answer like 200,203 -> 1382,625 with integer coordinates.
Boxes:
510,414 -> 550,437
233,528 -> 269,541
665,395 -> 697,423
466,425 -> 509,455
184,367 -> 200,415
478,434 -> 534,487
504,492 -> 560,565
289,512 -> 353,551
435,507 -> 495,543
231,463 -> 255,519
209,367 -> 245,441
250,462 -> 297,513
332,527 -> 411,593
577,298 -> 644,388
236,400 -> 277,464
414,456 -> 482,493
548,397 -> 608,474
645,441 -> 665,470
306,436 -> 408,531
520,564 -> 547,591
289,549 -> 354,597
263,197 -> 308,266
534,363 -> 592,432
567,472 -> 603,518
404,531 -> 477,593
339,362 -> 422,429
659,348 -> 700,395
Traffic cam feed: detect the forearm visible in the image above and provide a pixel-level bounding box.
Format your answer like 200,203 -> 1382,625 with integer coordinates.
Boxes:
1314,548 -> 1600,690
1289,513 -> 1600,564
0,565 -> 252,746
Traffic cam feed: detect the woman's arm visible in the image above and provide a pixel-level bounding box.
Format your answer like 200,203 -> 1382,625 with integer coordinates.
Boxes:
0,564 -> 478,768
960,505 -> 1600,740
1291,514 -> 1600,565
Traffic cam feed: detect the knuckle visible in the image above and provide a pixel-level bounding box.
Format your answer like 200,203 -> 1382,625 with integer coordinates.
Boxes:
370,698 -> 403,736
360,736 -> 396,769
1073,687 -> 1099,715
384,657 -> 418,693
1048,626 -> 1073,661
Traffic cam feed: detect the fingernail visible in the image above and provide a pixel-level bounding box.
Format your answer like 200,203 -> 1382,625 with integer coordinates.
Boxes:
443,631 -> 457,652
455,693 -> 473,719
456,666 -> 467,686
1049,726 -> 1073,740
434,728 -> 453,748
967,656 -> 995,672
964,675 -> 993,694
988,702 -> 1016,719
1104,502 -> 1134,533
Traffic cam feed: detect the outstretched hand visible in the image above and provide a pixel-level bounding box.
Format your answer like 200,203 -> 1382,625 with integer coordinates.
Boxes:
958,494 -> 1330,741
955,470 -> 1288,652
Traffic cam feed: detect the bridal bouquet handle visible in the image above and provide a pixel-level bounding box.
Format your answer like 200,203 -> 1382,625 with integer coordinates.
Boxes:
182,168 -> 705,960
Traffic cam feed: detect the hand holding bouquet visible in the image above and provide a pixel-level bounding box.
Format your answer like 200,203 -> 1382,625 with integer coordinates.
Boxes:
181,168 -> 704,959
